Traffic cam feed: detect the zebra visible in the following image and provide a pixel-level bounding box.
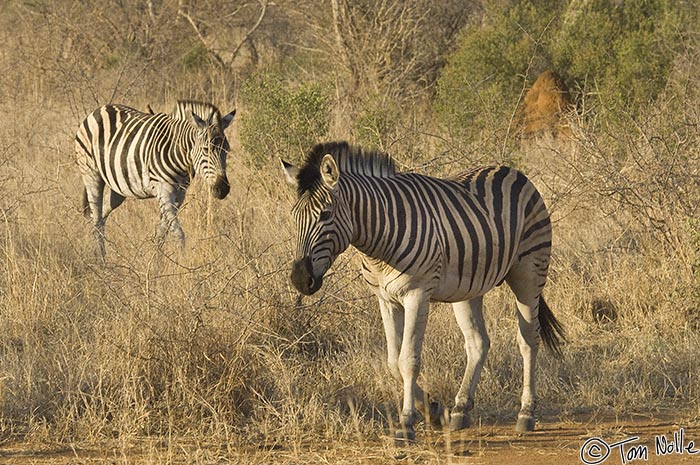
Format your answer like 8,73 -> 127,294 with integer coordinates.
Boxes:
281,141 -> 564,442
75,101 -> 235,259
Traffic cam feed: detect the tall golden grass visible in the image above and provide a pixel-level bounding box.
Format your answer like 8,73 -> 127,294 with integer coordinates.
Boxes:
1,95 -> 699,455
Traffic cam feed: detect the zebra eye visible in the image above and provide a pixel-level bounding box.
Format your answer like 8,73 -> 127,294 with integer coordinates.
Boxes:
319,210 -> 332,221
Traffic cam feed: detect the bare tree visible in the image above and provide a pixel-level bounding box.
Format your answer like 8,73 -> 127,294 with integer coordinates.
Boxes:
329,0 -> 476,101
178,0 -> 270,72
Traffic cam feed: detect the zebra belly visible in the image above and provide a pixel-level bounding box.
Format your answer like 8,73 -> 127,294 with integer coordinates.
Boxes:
361,257 -> 441,304
431,247 -> 514,303
97,162 -> 153,199
431,273 -> 505,303
361,244 -> 512,304
110,183 -> 153,199
362,265 -> 501,304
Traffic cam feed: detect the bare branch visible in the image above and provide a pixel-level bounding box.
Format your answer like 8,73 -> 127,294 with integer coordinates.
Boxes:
227,0 -> 269,68
179,10 -> 226,69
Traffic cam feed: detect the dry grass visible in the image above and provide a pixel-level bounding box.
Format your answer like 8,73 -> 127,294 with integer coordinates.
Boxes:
1,95 -> 699,459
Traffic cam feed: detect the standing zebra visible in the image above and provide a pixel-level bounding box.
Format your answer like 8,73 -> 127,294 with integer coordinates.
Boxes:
75,101 -> 235,259
281,141 -> 564,442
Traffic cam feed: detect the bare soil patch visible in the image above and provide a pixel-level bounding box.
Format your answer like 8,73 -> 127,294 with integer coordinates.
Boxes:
2,413 -> 697,464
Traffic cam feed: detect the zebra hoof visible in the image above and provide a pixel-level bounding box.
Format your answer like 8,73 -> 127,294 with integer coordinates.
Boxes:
515,415 -> 535,433
394,427 -> 416,445
449,411 -> 471,431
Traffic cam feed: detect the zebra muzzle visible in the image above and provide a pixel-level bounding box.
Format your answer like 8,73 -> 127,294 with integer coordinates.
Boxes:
291,256 -> 322,295
212,177 -> 230,199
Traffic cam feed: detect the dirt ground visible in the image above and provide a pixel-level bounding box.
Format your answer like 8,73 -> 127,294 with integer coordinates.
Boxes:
1,413 -> 699,464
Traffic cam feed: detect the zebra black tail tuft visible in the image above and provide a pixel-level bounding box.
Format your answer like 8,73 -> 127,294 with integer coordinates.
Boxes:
538,296 -> 566,356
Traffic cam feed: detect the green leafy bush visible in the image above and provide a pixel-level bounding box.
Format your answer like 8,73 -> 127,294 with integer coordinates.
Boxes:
435,1 -> 563,144
553,0 -> 690,109
436,0 -> 696,142
239,72 -> 330,167
352,99 -> 400,150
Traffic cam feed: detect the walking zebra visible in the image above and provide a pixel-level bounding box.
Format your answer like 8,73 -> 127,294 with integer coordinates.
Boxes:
75,101 -> 235,259
281,142 -> 564,441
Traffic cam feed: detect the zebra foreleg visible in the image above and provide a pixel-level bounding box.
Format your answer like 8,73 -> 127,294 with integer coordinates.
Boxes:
394,291 -> 430,443
379,297 -> 444,438
81,176 -> 106,262
379,298 -> 404,384
450,297 -> 490,431
155,186 -> 186,249
155,210 -> 185,248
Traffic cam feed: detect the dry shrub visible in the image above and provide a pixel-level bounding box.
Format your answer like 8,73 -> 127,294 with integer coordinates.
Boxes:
506,87 -> 700,414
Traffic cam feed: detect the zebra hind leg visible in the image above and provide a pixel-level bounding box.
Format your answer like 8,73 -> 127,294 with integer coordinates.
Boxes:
506,263 -> 548,433
514,304 -> 539,433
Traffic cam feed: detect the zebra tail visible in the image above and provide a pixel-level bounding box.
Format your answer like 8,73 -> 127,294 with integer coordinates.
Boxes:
538,296 -> 566,356
81,187 -> 91,219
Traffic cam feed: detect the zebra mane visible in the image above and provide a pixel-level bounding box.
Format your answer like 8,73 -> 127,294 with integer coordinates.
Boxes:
296,141 -> 396,195
171,100 -> 222,125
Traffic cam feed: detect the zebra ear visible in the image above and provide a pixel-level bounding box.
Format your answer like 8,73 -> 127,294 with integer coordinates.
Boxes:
191,111 -> 207,129
280,159 -> 299,189
320,154 -> 339,189
222,109 -> 236,130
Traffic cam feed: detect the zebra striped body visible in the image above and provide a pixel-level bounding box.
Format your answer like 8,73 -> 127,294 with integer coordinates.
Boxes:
356,168 -> 550,304
282,142 -> 563,441
76,102 -> 235,259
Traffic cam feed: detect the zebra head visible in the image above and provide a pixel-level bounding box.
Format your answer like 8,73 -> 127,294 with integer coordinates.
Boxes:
190,109 -> 235,199
282,153 -> 353,295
